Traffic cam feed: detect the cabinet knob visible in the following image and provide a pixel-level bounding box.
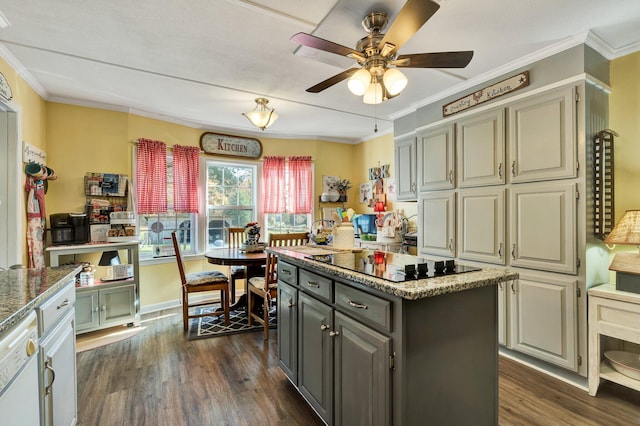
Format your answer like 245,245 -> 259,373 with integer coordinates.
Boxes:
320,324 -> 330,331
511,161 -> 517,177
498,243 -> 503,258
329,330 -> 340,337
498,162 -> 503,178
448,169 -> 454,184
511,280 -> 517,294
287,299 -> 295,308
448,239 -> 454,252
44,359 -> 56,396
511,244 -> 517,260
57,298 -> 70,310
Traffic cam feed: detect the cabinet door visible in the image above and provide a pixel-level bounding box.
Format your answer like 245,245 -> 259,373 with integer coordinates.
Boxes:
418,124 -> 455,191
298,292 -> 333,423
418,191 -> 456,257
458,187 -> 505,265
509,272 -> 578,371
40,309 -> 77,426
395,136 -> 417,200
75,289 -> 99,332
456,108 -> 505,187
510,182 -> 576,274
99,284 -> 136,327
508,86 -> 577,183
277,281 -> 298,383
334,311 -> 391,426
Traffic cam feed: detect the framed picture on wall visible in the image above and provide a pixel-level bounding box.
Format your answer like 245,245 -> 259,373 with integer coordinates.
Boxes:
359,182 -> 372,204
323,175 -> 340,193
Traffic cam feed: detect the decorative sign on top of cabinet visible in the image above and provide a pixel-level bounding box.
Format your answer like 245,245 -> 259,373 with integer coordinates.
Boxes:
508,86 -> 577,183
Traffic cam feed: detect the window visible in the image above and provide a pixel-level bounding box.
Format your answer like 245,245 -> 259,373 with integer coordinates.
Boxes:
138,156 -> 196,259
206,161 -> 257,248
263,158 -> 313,236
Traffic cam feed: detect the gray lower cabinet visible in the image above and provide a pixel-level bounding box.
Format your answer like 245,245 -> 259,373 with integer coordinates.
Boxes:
75,283 -> 136,333
277,281 -> 298,382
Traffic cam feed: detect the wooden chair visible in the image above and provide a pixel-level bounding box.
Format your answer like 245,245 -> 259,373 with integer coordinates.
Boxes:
171,231 -> 230,332
248,232 -> 308,340
228,227 -> 246,303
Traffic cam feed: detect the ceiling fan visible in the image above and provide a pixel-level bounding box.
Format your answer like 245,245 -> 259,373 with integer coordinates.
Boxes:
291,0 -> 473,104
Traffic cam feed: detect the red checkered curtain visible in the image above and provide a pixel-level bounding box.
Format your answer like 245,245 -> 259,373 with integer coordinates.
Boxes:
173,145 -> 200,213
136,138 -> 167,214
288,156 -> 313,213
262,156 -> 286,213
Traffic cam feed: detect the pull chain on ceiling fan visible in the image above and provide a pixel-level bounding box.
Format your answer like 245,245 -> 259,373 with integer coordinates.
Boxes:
291,0 -> 474,104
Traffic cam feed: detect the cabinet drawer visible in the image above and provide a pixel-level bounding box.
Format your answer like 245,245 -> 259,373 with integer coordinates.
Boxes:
299,269 -> 332,302
335,282 -> 391,332
278,261 -> 298,286
38,281 -> 76,335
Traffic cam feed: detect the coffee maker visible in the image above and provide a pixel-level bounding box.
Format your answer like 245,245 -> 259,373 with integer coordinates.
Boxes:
50,213 -> 90,245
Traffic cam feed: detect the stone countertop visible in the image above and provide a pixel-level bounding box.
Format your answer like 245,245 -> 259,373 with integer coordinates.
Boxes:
270,247 -> 518,300
0,265 -> 81,334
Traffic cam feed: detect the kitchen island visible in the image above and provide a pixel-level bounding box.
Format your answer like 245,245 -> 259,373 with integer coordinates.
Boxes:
271,247 -> 518,426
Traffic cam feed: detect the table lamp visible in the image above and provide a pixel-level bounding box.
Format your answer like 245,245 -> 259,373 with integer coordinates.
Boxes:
604,210 -> 640,293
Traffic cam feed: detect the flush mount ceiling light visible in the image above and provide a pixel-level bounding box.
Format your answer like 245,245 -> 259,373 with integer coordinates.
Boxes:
291,0 -> 473,104
242,97 -> 278,130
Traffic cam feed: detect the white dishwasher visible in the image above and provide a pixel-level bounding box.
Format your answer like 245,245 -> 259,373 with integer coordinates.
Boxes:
0,311 -> 41,426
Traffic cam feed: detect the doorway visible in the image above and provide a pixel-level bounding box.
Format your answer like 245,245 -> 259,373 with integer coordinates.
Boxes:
0,103 -> 22,268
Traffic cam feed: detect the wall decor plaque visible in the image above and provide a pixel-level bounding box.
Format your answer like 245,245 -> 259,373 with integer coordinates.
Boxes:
200,132 -> 263,159
0,72 -> 13,101
443,71 -> 529,117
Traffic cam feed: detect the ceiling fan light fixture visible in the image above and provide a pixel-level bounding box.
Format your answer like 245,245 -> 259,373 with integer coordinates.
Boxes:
243,97 -> 278,130
383,68 -> 408,96
348,68 -> 371,96
363,81 -> 383,105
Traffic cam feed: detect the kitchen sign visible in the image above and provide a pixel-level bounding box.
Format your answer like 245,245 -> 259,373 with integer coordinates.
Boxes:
200,132 -> 262,159
443,71 -> 529,117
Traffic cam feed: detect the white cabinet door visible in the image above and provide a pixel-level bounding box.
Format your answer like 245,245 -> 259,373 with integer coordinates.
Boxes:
510,182 -> 577,274
458,187 -> 505,265
418,191 -> 456,257
99,284 -> 136,328
394,136 -> 417,200
509,272 -> 578,371
75,289 -> 99,332
508,86 -> 577,183
456,108 -> 505,187
40,309 -> 77,426
418,124 -> 455,191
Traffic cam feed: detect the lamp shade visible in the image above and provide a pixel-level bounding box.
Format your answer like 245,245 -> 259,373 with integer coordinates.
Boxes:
348,68 -> 371,96
363,81 -> 383,105
99,250 -> 121,266
382,68 -> 407,96
373,201 -> 386,213
243,98 -> 278,130
604,210 -> 640,245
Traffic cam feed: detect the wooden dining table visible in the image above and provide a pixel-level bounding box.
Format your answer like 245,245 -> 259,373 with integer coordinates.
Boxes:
205,247 -> 267,311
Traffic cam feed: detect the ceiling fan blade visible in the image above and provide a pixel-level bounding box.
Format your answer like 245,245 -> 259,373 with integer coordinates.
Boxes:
377,0 -> 440,55
306,68 -> 360,93
394,51 -> 474,68
291,32 -> 361,58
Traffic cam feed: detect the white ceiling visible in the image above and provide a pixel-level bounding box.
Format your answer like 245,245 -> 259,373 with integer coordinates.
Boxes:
0,0 -> 638,143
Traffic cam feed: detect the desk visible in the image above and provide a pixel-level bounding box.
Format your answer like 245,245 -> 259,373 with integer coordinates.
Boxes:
205,248 -> 267,311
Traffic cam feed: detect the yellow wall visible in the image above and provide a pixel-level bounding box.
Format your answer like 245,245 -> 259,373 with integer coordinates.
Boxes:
610,51 -> 640,217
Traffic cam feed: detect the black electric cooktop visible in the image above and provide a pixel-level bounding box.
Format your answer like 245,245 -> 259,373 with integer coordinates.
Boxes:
306,250 -> 481,283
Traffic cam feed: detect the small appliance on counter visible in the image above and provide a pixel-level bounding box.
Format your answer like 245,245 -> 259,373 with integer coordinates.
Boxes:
49,212 -> 90,245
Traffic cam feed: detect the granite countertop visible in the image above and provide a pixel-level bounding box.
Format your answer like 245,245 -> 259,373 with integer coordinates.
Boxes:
0,265 -> 81,334
270,246 -> 518,300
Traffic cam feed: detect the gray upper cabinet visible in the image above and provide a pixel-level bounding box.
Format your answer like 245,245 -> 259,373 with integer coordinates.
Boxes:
508,86 -> 577,183
417,124 -> 455,191
456,108 -> 506,187
394,135 -> 417,201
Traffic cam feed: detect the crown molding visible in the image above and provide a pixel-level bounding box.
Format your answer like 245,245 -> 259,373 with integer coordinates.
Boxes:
0,43 -> 48,98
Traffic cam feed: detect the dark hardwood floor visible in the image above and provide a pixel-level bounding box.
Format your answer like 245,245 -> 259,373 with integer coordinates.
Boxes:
76,309 -> 640,425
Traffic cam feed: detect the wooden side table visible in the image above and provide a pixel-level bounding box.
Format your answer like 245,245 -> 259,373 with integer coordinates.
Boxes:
588,283 -> 640,395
